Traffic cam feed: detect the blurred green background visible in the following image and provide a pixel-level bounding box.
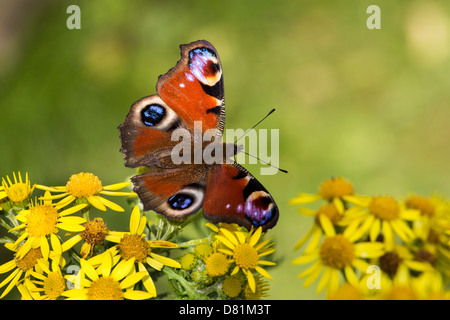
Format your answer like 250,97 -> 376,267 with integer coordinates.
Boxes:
1,0 -> 450,299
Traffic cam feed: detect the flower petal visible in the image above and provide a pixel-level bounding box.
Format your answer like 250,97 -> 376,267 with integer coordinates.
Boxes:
87,195 -> 106,211
111,258 -> 135,282
289,193 -> 321,205
148,240 -> 178,249
220,228 -> 239,246
119,271 -> 146,289
40,237 -> 50,260
61,234 -> 82,252
146,257 -> 164,271
292,251 -> 319,265
130,206 -> 141,234
150,253 -> 181,268
249,227 -> 262,247
57,222 -> 85,233
80,259 -> 99,282
139,262 -> 156,297
98,196 -> 125,212
246,270 -> 256,293
123,290 -> 153,300
255,266 -> 273,280
58,216 -> 86,225
102,182 -> 131,191
59,203 -> 87,217
319,214 -> 335,237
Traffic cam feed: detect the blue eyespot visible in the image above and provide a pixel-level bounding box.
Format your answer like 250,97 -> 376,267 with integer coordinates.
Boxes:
141,104 -> 165,126
168,194 -> 194,210
244,196 -> 274,227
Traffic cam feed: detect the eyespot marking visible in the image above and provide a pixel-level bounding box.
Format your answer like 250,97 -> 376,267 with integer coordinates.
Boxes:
141,104 -> 166,127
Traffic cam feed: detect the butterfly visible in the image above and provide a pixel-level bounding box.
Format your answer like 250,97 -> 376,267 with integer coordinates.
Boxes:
118,40 -> 278,231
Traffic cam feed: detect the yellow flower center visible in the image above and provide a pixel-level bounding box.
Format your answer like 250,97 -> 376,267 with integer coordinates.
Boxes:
5,183 -> 32,203
414,249 -> 436,266
87,277 -> 124,300
66,172 -> 103,198
318,177 -> 354,200
117,234 -> 150,263
319,235 -> 355,269
26,205 -> 59,237
180,253 -> 197,271
222,276 -> 243,298
15,248 -> 42,271
405,195 -> 435,217
81,218 -> 108,245
234,243 -> 259,270
43,272 -> 66,299
369,196 -> 399,221
315,203 -> 342,225
206,252 -> 229,277
379,251 -> 401,276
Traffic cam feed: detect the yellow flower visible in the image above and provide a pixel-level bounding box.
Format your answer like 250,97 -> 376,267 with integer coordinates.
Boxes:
343,195 -> 420,250
61,217 -> 111,258
0,172 -> 35,206
407,194 -> 450,243
222,275 -> 244,298
37,172 -> 134,212
92,205 -> 180,297
63,250 -> 152,300
215,226 -> 276,293
293,203 -> 343,252
412,271 -> 450,300
180,253 -> 197,271
21,258 -> 68,300
0,247 -> 45,298
292,214 -> 384,297
205,252 -> 230,277
378,245 -> 433,281
9,192 -> 87,260
289,177 -> 354,214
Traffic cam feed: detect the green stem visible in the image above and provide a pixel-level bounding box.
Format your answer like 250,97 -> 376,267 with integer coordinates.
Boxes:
177,236 -> 212,248
82,206 -> 90,221
163,267 -> 210,300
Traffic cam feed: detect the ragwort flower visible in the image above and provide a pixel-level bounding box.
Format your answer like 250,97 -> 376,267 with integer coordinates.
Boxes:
9,192 -> 87,260
1,172 -> 35,207
215,226 -> 276,293
63,250 -> 151,300
292,214 -> 384,297
38,172 -> 134,212
94,205 -> 180,297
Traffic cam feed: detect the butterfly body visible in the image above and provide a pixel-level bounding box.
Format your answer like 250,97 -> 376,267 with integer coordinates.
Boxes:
119,40 -> 278,231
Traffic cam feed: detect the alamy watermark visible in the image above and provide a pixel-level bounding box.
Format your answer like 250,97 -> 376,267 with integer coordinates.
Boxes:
366,265 -> 381,289
170,121 -> 281,176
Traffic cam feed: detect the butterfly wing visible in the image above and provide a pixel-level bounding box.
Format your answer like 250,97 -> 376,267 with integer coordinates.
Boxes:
131,165 -> 209,219
203,163 -> 279,231
157,40 -> 226,134
118,40 -> 226,168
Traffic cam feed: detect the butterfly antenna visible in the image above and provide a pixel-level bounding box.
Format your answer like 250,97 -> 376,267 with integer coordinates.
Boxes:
242,151 -> 288,174
234,108 -> 276,145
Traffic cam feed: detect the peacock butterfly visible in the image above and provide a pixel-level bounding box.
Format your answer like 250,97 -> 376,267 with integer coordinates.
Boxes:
118,40 -> 278,231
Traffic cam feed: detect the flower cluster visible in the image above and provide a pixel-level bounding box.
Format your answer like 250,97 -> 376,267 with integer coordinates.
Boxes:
290,177 -> 450,299
167,223 -> 276,300
0,171 -> 180,300
0,171 -> 277,300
